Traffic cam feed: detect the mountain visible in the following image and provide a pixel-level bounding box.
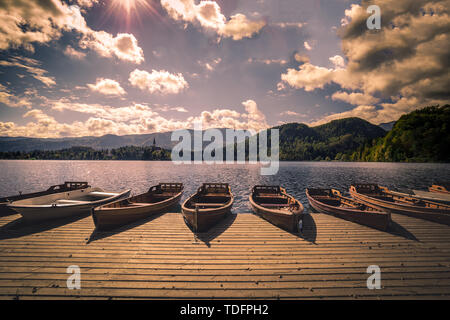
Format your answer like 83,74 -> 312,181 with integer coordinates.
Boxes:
273,118 -> 386,161
351,105 -> 450,162
378,121 -> 396,131
0,128 -> 252,152
0,132 -> 174,152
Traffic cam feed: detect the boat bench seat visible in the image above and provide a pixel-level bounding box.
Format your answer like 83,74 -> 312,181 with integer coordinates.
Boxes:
262,204 -> 290,207
194,203 -> 224,207
54,199 -> 91,205
89,192 -> 118,197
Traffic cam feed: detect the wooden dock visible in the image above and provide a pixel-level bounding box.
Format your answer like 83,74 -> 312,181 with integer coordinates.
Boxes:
0,210 -> 449,299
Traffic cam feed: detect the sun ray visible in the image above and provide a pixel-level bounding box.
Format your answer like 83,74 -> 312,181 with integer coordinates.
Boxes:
102,0 -> 166,30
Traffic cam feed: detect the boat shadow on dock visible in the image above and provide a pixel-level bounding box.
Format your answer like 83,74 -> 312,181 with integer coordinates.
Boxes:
388,220 -> 419,242
186,212 -> 237,247
298,213 -> 317,244
0,213 -> 90,240
86,204 -> 182,244
308,205 -> 419,242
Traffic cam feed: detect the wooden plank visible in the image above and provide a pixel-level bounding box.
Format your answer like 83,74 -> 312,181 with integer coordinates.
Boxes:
0,212 -> 449,299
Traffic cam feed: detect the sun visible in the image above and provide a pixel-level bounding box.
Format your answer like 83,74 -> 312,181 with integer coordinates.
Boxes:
106,0 -> 162,28
112,0 -> 143,15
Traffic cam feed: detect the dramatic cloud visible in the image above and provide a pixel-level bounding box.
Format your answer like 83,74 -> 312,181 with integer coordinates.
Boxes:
0,0 -> 144,63
0,57 -> 56,87
160,0 -> 266,40
129,69 -> 189,95
281,0 -> 450,124
64,46 -> 86,59
0,84 -> 32,108
331,91 -> 379,105
87,78 -> 126,96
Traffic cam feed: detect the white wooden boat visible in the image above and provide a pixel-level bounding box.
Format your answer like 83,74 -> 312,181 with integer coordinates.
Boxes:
7,187 -> 131,222
0,182 -> 89,215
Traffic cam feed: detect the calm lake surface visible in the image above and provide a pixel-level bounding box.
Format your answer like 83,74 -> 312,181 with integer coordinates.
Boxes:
1,160 -> 449,213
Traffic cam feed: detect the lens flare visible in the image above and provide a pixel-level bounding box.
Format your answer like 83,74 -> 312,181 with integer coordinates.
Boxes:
106,0 -> 162,28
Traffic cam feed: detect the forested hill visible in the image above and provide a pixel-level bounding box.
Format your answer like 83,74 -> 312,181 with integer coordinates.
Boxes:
350,105 -> 450,162
276,118 -> 387,161
0,106 -> 447,162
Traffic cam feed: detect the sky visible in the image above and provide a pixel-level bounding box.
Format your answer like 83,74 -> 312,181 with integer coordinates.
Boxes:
0,0 -> 448,138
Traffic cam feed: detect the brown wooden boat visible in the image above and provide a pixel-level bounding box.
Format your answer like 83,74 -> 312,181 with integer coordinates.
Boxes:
92,183 -> 184,230
349,183 -> 450,225
0,182 -> 89,215
428,184 -> 450,194
250,185 -> 304,233
182,183 -> 234,232
306,188 -> 391,230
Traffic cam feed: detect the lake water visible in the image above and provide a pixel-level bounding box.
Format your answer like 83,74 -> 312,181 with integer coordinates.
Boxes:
1,160 -> 449,213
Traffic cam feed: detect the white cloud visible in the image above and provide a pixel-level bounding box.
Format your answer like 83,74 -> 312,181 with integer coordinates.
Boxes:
0,98 -> 271,138
129,69 -> 189,95
87,78 -> 126,96
280,110 -> 305,117
331,91 -> 379,105
80,32 -> 145,64
329,55 -> 345,68
304,41 -> 313,51
280,63 -> 339,92
220,14 -> 266,40
160,0 -> 266,40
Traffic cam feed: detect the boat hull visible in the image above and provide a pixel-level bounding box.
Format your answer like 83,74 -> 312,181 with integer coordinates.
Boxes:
250,201 -> 302,233
306,189 -> 391,231
249,186 -> 304,233
349,186 -> 450,226
93,191 -> 183,230
182,205 -> 232,232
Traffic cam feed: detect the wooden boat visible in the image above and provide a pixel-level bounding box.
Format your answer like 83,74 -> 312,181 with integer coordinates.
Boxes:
388,189 -> 450,205
250,186 -> 304,233
306,188 -> 391,230
182,183 -> 234,232
349,184 -> 450,225
92,183 -> 184,230
428,184 -> 450,194
8,186 -> 131,223
0,182 -> 89,215
412,189 -> 450,204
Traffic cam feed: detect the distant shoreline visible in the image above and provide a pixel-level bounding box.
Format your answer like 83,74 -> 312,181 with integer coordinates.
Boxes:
0,159 -> 448,164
